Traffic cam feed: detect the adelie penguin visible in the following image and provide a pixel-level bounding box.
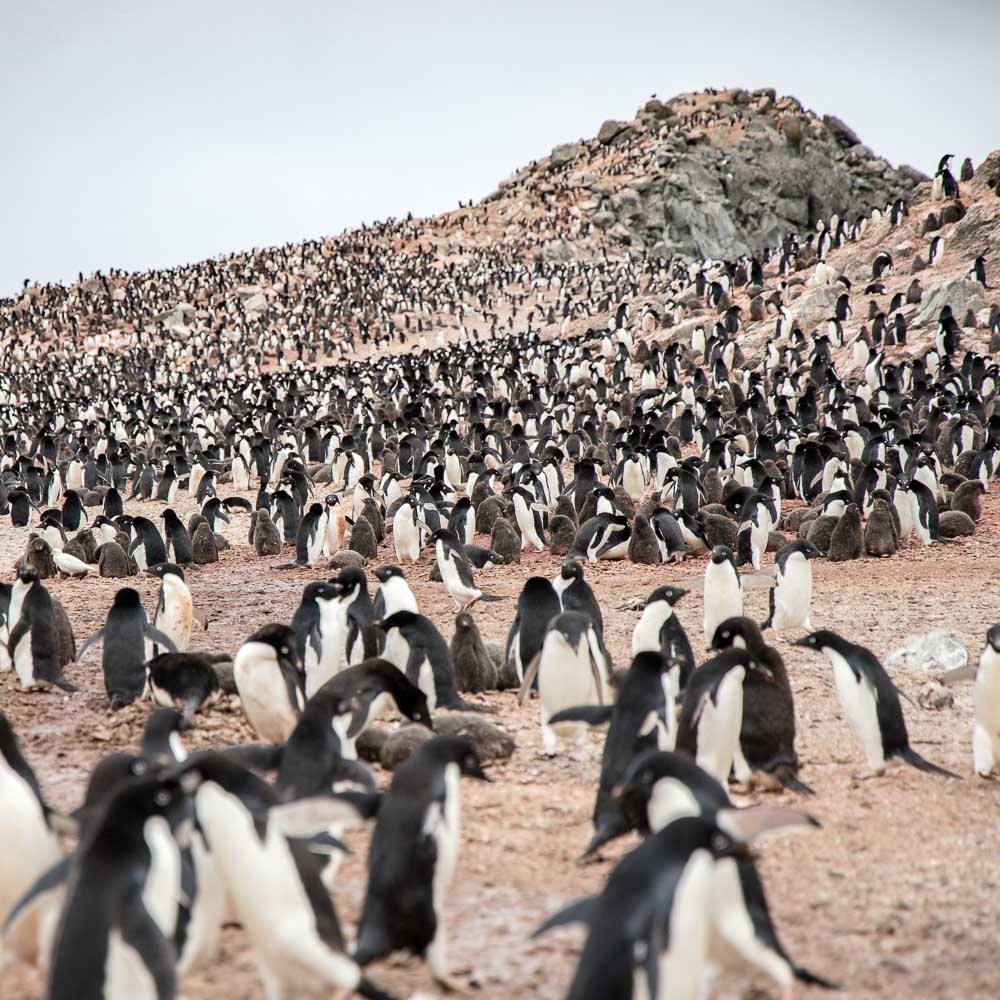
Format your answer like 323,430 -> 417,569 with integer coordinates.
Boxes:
552,558 -> 604,637
553,650 -> 678,856
146,562 -> 207,653
518,611 -> 610,755
702,545 -> 743,647
354,735 -> 490,992
794,630 -> 959,778
631,585 -> 694,698
233,623 -> 305,744
972,625 -> 1000,777
711,617 -> 812,794
127,515 -> 168,571
183,752 -> 397,1000
6,565 -> 77,692
146,652 -> 222,727
450,611 -> 501,692
160,508 -> 194,565
505,575 -> 561,685
77,588 -> 177,709
761,539 -> 822,632
429,527 -> 504,610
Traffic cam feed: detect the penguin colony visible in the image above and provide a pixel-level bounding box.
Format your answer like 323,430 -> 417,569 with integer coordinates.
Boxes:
1,95 -> 1000,998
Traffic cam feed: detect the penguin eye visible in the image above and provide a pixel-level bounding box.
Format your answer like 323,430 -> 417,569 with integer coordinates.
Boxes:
132,760 -> 148,776
464,754 -> 475,769
711,833 -> 729,852
154,789 -> 171,807
280,646 -> 290,656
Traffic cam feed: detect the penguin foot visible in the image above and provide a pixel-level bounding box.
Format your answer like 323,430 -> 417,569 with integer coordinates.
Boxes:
433,973 -> 471,994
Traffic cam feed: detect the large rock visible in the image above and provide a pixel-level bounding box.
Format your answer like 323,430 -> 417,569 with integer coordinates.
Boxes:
597,120 -> 631,145
916,278 -> 987,325
550,143 -> 581,169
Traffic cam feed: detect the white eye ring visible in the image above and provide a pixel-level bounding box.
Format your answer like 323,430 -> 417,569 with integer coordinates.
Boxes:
154,789 -> 171,807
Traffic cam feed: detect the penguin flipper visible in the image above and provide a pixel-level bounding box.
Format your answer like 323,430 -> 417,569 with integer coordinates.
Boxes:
2,854 -> 72,935
270,795 -> 374,839
118,888 -> 177,1000
898,746 -> 961,780
516,654 -> 542,705
548,705 -> 614,727
221,743 -> 285,772
475,593 -> 505,603
793,965 -> 839,990
775,769 -> 816,796
531,895 -> 598,938
143,626 -> 178,654
75,626 -> 105,663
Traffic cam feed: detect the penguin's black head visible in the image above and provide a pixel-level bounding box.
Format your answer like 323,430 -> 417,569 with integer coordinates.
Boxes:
325,493 -> 341,507
333,566 -> 367,595
423,735 -> 490,782
711,617 -> 764,653
373,565 -> 403,583
245,623 -> 298,667
145,562 -> 184,581
560,559 -> 583,581
709,545 -> 733,565
304,580 -> 339,602
112,587 -> 143,609
648,585 -> 687,607
791,630 -> 833,651
985,625 -> 1000,653
454,612 -> 476,633
374,610 -> 418,632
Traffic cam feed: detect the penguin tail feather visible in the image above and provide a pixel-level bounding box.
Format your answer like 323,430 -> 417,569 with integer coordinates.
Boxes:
899,746 -> 961,779
794,965 -> 839,990
476,593 -> 506,602
52,674 -> 78,693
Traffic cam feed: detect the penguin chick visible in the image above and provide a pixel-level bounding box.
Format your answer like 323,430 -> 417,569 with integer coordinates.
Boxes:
450,612 -> 500,693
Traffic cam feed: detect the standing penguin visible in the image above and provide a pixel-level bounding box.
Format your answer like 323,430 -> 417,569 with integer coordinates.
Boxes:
505,576 -> 562,685
233,623 -> 305,744
146,563 -> 205,653
77,588 -> 177,709
552,559 -> 604,637
354,736 -> 490,991
510,485 -> 548,551
430,528 -> 504,610
374,611 -> 466,712
392,496 -> 424,563
761,539 -> 822,632
631,585 -> 695,697
711,618 -> 812,793
372,565 -> 419,663
45,772 -> 194,1000
128,516 -> 168,571
0,712 -> 64,957
450,612 -> 500,692
973,625 -> 1000,777
294,502 -> 328,566
702,545 -> 743,648
161,509 -> 194,565
291,580 -> 346,697
793,630 -> 959,777
676,648 -> 772,785
6,566 -> 77,692
907,479 -> 942,545
554,650 -> 678,855
517,611 -> 610,755
185,752 -> 396,1000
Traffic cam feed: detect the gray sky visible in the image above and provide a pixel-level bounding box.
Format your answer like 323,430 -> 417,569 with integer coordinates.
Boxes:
4,0 -> 997,298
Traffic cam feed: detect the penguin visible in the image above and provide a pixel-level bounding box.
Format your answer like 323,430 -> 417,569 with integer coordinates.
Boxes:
907,478 -> 942,545
631,585 -> 695,697
505,576 -> 562,685
510,485 -> 548,551
375,610 -> 469,712
290,580 -> 344,697
309,658 -> 433,760
447,495 -> 475,547
392,496 -> 423,563
97,541 -> 132,577
233,623 -> 305,744
293,502 -> 327,566
735,493 -> 773,570
649,507 -> 692,562
154,462 -> 179,502
6,566 -> 77,692
146,652 -> 222,726
702,545 -> 743,648
952,479 -> 986,521
973,625 -> 1000,777
532,815 -> 746,1000
568,512 -> 631,562
185,752 -> 396,1000
430,527 -> 503,610
554,650 -> 678,854
323,493 -> 348,556
552,559 -> 604,637
793,630 -> 959,777
354,735 -> 490,991
146,562 -> 205,653
675,648 -> 771,785
864,497 -> 899,556
160,509 -> 194,565
76,588 -> 177,709
489,516 -> 522,564
761,539 -> 821,632
627,512 -> 661,564
0,711 -> 64,960
826,503 -> 864,561
45,771 -> 194,1000
517,611 -> 610,755
9,489 -> 35,528
450,612 -> 500,692
349,516 -> 378,560
127,516 -> 167,571
61,489 -> 87,531
711,618 -> 812,793
252,507 -> 283,556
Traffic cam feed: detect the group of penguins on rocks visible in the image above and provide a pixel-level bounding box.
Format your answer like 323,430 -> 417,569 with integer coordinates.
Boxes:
0,149 -> 998,999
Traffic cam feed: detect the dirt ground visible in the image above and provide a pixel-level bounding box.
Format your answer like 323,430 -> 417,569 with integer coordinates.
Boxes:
2,483 -> 999,1000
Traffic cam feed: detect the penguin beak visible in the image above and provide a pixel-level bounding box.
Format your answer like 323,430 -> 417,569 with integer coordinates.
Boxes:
790,636 -> 811,648
468,764 -> 491,782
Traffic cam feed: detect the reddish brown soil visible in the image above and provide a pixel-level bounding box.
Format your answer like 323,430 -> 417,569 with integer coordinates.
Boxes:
2,485 -> 999,1000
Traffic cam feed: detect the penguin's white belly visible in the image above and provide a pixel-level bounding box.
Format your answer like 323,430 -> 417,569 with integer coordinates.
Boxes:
539,646 -> 600,720
709,858 -> 790,987
632,608 -> 667,655
142,816 -> 180,939
13,631 -> 35,688
307,604 -> 349,697
105,931 -> 158,1000
651,851 -> 714,1000
623,466 -> 645,502
156,600 -> 192,652
771,560 -> 812,630
236,668 -> 298,744
696,669 -> 745,784
179,832 -> 227,974
829,651 -> 885,770
0,770 -> 61,937
417,657 -> 437,713
703,569 -> 743,645
196,786 -> 360,992
426,763 -> 461,910
0,623 -> 10,671
132,543 -> 148,571
393,515 -> 421,562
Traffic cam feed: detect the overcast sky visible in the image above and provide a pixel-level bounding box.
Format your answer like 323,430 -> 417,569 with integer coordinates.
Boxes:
3,0 -> 996,297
